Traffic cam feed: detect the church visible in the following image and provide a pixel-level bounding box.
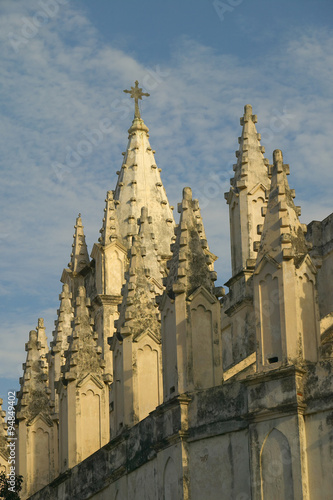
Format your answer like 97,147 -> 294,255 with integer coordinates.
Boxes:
1,81 -> 332,499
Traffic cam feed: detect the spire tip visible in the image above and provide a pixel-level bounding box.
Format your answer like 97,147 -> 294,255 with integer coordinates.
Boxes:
273,149 -> 283,164
183,187 -> 192,201
244,104 -> 253,115
124,80 -> 150,119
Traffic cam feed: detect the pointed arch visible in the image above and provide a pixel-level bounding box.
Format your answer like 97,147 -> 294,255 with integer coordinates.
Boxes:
190,303 -> 214,389
298,272 -> 318,361
259,273 -> 282,365
137,343 -> 160,419
260,428 -> 294,500
163,457 -> 178,500
80,388 -> 101,461
162,303 -> 177,398
114,346 -> 124,430
230,199 -> 242,274
30,424 -> 51,492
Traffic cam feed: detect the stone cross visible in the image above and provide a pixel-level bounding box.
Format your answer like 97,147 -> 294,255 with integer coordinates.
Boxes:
123,80 -> 150,119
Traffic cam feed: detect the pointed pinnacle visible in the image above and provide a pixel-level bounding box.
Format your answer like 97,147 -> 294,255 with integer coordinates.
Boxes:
166,187 -> 217,295
70,213 -> 90,273
226,104 -> 270,193
99,190 -> 120,245
256,149 -> 308,263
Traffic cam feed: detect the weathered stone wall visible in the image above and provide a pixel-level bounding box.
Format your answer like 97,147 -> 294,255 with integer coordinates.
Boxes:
15,103 -> 333,500
189,431 -> 251,499
28,359 -> 333,500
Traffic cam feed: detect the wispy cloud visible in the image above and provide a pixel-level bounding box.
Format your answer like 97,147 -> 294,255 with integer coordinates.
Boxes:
0,1 -> 332,381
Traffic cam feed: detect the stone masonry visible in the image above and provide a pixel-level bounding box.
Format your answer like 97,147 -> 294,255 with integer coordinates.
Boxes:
2,85 -> 332,499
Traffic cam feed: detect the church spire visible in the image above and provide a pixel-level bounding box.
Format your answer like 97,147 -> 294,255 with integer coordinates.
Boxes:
166,187 -> 217,297
225,104 -> 270,275
232,104 -> 269,185
255,149 -> 308,264
160,188 -> 222,398
68,214 -> 90,273
51,284 -> 73,357
98,190 -> 121,246
49,283 -> 73,408
113,81 -> 175,258
16,320 -> 51,420
253,149 -> 319,369
63,286 -> 104,382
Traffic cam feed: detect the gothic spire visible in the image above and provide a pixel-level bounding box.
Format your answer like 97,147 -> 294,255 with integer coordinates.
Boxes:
51,284 -> 73,356
16,320 -> 51,421
68,214 -> 90,273
98,190 -> 121,246
49,284 -> 74,410
254,149 -> 308,265
231,104 -> 269,187
113,82 -> 175,259
253,149 -> 320,370
225,104 -> 270,275
166,187 -> 217,296
63,286 -> 105,382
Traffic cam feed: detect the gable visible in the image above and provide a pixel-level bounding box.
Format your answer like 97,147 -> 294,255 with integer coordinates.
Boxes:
254,254 -> 281,276
248,182 -> 269,198
77,373 -> 104,390
187,285 -> 217,305
133,328 -> 161,345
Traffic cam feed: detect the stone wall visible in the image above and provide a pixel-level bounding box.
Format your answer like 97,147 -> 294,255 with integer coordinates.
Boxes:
28,363 -> 333,500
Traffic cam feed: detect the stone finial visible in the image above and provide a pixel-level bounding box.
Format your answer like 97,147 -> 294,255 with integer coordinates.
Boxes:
256,149 -> 308,264
16,321 -> 51,421
224,104 -> 271,276
240,103 -> 257,126
62,286 -> 103,381
68,214 -> 90,273
166,187 -> 218,296
227,103 -> 269,190
99,190 -> 121,246
243,104 -> 253,120
36,317 -> 48,358
273,149 -> 283,163
51,283 -> 73,357
183,187 -> 192,201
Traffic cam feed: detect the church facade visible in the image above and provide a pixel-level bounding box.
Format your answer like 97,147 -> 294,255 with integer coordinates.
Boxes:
1,84 -> 333,499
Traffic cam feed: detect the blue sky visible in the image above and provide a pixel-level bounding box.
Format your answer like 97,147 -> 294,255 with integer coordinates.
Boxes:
0,0 -> 332,408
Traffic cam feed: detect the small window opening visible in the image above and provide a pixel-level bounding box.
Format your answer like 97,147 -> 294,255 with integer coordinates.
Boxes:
268,356 -> 279,364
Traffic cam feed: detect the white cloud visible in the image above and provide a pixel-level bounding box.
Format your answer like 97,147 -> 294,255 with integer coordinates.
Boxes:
0,1 -> 332,381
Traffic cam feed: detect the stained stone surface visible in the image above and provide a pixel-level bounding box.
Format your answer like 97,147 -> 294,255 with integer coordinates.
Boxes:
5,96 -> 332,500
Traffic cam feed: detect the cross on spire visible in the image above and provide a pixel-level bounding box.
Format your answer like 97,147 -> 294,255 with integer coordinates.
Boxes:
123,80 -> 150,119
